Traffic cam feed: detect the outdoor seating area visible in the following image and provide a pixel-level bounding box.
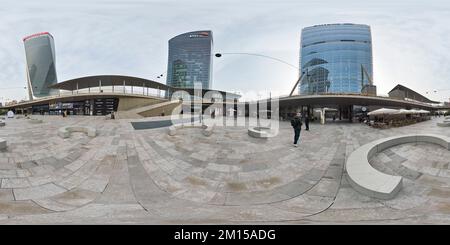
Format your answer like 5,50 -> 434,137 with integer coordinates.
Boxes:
367,108 -> 431,129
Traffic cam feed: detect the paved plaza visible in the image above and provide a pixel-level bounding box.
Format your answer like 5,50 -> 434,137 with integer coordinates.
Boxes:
0,115 -> 449,224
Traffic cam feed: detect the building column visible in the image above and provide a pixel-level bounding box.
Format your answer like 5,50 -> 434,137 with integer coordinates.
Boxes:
99,80 -> 102,92
123,80 -> 126,94
348,105 -> 353,123
321,108 -> 325,125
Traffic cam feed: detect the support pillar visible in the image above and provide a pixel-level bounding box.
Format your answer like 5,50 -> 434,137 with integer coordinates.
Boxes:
321,108 -> 325,125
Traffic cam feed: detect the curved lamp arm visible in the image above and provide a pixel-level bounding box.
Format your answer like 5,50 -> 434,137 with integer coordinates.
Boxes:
215,52 -> 299,70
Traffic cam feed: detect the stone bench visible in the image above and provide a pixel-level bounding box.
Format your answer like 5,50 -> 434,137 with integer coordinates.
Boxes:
58,126 -> 96,138
248,127 -> 276,138
0,121 -> 5,127
437,118 -> 450,127
28,119 -> 43,124
168,123 -> 214,137
346,134 -> 450,200
202,124 -> 215,136
0,138 -> 6,150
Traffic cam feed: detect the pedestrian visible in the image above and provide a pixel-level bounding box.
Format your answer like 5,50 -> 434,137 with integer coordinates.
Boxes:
290,113 -> 302,147
304,114 -> 310,131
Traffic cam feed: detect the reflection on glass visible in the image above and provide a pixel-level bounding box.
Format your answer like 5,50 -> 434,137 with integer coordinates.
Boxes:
299,24 -> 373,95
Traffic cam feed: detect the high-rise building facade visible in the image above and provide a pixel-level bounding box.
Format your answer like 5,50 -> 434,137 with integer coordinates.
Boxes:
299,24 -> 373,95
166,31 -> 213,89
23,32 -> 58,99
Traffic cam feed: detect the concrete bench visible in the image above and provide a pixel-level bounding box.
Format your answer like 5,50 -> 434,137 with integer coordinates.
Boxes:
0,138 -> 6,150
248,127 -> 276,138
346,134 -> 450,200
437,118 -> 450,127
202,124 -> 215,136
167,125 -> 178,136
28,119 -> 43,124
168,123 -> 214,137
0,121 -> 5,127
58,126 -> 96,138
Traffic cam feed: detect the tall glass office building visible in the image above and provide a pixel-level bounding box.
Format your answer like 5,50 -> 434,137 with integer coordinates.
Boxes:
166,31 -> 213,89
23,32 -> 58,99
299,24 -> 373,95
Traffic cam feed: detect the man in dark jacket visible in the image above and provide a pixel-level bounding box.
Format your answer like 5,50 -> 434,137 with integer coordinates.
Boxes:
304,114 -> 310,131
291,113 -> 302,147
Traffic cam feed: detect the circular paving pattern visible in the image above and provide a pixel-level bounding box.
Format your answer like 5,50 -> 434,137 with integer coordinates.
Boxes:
370,142 -> 450,179
136,125 -> 343,205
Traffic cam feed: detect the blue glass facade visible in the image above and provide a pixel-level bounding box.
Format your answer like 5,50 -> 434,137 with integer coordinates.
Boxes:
23,32 -> 59,98
299,24 -> 373,95
167,31 -> 213,89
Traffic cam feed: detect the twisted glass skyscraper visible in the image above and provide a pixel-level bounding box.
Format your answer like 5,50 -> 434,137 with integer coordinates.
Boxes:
299,24 -> 373,95
23,32 -> 58,99
166,31 -> 213,89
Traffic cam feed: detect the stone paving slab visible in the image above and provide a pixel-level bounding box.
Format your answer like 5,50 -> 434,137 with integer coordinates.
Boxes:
1,178 -> 31,188
0,189 -> 14,201
34,198 -> 78,212
13,183 -> 67,201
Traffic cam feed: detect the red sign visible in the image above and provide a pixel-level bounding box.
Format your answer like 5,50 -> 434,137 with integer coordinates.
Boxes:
23,32 -> 53,42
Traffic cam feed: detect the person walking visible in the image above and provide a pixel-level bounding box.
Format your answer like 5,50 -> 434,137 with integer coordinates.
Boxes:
304,114 -> 310,131
291,113 -> 302,147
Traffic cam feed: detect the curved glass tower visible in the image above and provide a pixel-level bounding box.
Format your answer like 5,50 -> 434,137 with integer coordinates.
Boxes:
23,32 -> 58,99
167,30 -> 213,89
299,24 -> 372,95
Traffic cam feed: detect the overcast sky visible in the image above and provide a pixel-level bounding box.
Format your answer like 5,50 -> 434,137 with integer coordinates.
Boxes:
1,0 -> 449,102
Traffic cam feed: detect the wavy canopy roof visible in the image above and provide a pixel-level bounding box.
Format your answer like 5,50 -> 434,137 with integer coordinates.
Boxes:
48,75 -> 240,98
49,75 -> 170,91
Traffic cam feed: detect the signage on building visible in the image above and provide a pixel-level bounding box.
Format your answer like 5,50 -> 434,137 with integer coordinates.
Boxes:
189,32 -> 209,38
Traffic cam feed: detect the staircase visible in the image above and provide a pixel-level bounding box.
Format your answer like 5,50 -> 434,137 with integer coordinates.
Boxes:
117,100 -> 181,119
